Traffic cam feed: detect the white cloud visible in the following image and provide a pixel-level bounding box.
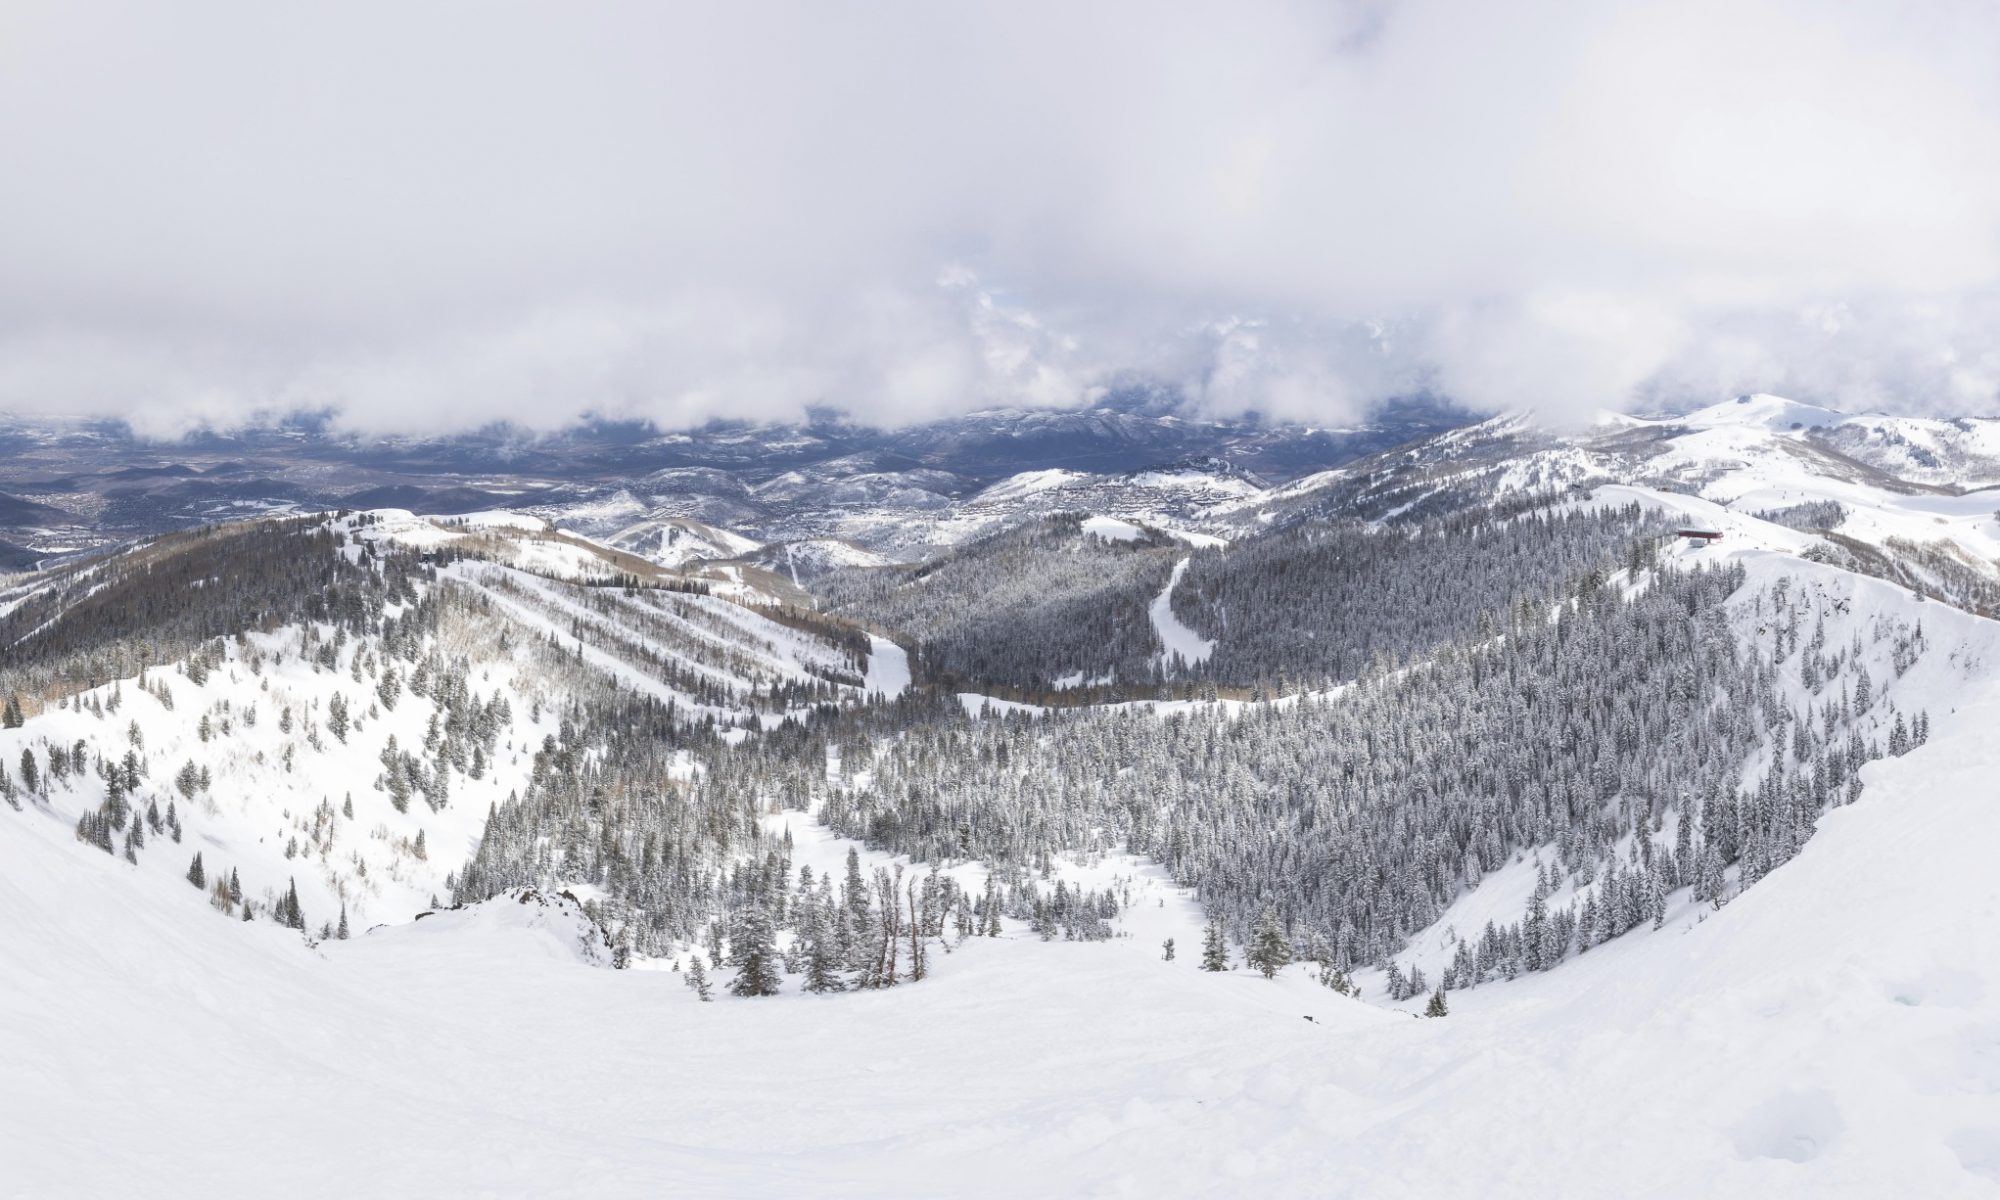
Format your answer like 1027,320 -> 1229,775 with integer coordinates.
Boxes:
0,0 -> 1997,433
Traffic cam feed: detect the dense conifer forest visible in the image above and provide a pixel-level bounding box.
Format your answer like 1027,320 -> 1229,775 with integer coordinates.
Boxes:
822,501 -> 1673,696
821,513 -> 1180,690
450,501 -> 1934,995
0,515 -> 438,705
806,558 -> 1926,989
1169,503 -> 1669,686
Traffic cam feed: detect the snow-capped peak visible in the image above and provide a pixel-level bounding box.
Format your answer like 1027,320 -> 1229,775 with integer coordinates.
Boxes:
1674,393 -> 1849,432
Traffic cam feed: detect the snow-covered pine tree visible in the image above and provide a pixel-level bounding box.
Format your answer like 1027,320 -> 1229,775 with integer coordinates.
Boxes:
843,848 -> 868,923
1247,907 -> 1290,979
728,905 -> 782,997
1200,918 -> 1229,972
803,927 -> 847,993
981,874 -> 1002,937
283,877 -> 305,931
685,953 -> 713,1001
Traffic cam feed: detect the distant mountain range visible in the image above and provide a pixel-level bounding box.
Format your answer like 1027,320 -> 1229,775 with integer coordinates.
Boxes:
5,391 -> 1999,583
0,392 -> 1471,566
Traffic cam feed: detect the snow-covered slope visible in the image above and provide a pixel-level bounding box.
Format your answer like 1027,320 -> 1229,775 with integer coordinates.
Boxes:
881,459 -> 1261,555
1664,393 -> 2000,490
516,455 -> 1269,569
0,616 -> 537,931
0,510 -> 894,936
1818,413 -> 2000,489
1208,397 -> 2000,619
1678,392 -> 1850,431
9,593 -> 2000,1196
599,513 -> 764,570
358,507 -> 808,605
744,536 -> 894,589
1150,558 -> 1215,672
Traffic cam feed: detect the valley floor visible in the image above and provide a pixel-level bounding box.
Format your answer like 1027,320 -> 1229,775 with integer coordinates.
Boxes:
8,661 -> 2000,1199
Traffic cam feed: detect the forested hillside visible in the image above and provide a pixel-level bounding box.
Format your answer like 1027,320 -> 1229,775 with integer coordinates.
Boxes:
0,515 -> 433,704
823,498 -> 1672,696
821,513 -> 1180,690
803,556 -> 1926,983
439,494 -> 1944,1003
0,509 -> 897,940
1170,502 -> 1668,687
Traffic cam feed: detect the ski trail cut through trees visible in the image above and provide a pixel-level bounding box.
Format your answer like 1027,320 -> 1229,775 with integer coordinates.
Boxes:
1151,558 -> 1214,671
864,635 -> 911,699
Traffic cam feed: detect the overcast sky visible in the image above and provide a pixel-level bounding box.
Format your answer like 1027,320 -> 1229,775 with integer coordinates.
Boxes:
2,0 -> 1998,436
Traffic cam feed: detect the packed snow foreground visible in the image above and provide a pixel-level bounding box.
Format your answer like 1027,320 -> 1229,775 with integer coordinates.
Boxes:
6,487 -> 2000,1196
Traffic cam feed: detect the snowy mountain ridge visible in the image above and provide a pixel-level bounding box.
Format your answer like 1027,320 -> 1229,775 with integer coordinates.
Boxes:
0,508 -> 905,937
554,393 -> 1998,594
7,405 -> 2000,1196
1196,397 -> 2000,617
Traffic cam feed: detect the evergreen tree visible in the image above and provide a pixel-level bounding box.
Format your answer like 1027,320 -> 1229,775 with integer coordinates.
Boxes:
728,905 -> 783,997
981,874 -> 1002,937
283,877 -> 305,931
1247,907 -> 1290,979
843,848 -> 869,923
337,901 -> 350,941
1385,961 -> 1408,1000
1425,986 -> 1449,1018
803,929 -> 847,993
1317,961 -> 1353,995
1200,917 -> 1230,972
186,852 -> 205,890
685,953 -> 713,1001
